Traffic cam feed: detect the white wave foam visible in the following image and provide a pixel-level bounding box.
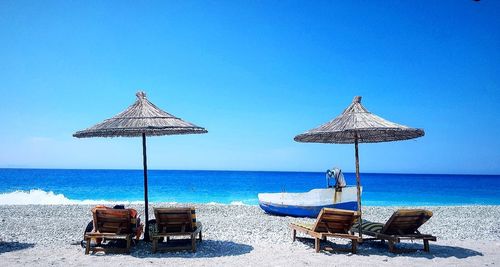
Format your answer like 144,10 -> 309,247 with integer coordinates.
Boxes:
0,190 -> 257,206
0,189 -> 142,205
206,201 -> 247,205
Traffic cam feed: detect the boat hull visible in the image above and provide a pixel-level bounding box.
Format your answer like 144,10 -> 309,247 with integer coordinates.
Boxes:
258,187 -> 360,218
259,201 -> 357,218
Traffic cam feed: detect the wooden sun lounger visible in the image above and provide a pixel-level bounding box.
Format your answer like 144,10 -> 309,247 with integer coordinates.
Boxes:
84,208 -> 134,254
290,208 -> 361,253
151,207 -> 203,253
351,209 -> 437,253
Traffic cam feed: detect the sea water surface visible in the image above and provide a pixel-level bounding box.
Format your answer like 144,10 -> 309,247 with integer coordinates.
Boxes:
0,168 -> 499,206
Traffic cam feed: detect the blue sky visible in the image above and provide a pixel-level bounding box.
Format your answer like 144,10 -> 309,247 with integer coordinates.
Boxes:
0,1 -> 498,174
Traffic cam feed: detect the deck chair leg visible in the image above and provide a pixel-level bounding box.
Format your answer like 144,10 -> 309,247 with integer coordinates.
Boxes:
351,240 -> 357,254
126,236 -> 131,254
388,240 -> 396,253
292,229 -> 296,242
423,239 -> 430,252
85,237 -> 90,255
152,238 -> 158,253
191,235 -> 196,252
315,238 -> 320,253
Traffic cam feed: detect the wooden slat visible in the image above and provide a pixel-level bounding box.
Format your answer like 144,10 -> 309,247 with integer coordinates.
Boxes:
85,233 -> 130,238
157,217 -> 189,221
158,225 -> 188,229
352,209 -> 437,253
96,216 -> 130,222
289,218 -> 360,254
86,207 -> 134,255
96,211 -> 130,217
321,214 -> 355,221
96,212 -> 130,218
154,208 -> 195,231
152,208 -> 201,253
158,219 -> 190,224
385,223 -> 422,233
394,215 -> 425,221
320,222 -> 352,229
322,222 -> 352,228
93,208 -> 132,234
155,208 -> 194,214
153,232 -> 197,237
394,218 -> 427,223
390,221 -> 424,226
381,209 -> 432,234
313,208 -> 358,233
322,208 -> 358,216
318,225 -> 351,231
158,214 -> 189,218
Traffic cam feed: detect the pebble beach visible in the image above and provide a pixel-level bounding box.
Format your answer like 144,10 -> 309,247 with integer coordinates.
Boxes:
0,204 -> 499,266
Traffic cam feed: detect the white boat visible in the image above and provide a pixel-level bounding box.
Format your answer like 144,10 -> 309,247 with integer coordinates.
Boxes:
258,168 -> 360,218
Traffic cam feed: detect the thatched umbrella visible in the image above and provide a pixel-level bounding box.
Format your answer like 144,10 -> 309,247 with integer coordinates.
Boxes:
294,96 -> 424,237
73,91 -> 207,241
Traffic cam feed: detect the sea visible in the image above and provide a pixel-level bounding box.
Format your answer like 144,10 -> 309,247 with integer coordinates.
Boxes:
0,168 -> 499,206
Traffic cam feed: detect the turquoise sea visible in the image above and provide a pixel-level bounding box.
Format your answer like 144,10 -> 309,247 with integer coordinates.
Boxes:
0,168 -> 499,206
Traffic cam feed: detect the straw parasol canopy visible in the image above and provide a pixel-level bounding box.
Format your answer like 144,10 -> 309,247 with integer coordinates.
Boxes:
74,91 -> 207,138
294,96 -> 424,237
74,91 -> 207,241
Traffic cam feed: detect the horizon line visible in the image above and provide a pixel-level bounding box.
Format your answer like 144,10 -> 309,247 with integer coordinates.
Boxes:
0,167 -> 498,177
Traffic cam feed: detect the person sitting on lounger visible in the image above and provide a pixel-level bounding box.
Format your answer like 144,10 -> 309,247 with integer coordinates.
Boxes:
85,204 -> 144,245
95,204 -> 143,240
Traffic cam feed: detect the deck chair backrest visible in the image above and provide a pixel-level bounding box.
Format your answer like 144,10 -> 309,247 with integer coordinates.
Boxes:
92,208 -> 132,234
154,207 -> 197,233
312,208 -> 359,234
382,209 -> 433,235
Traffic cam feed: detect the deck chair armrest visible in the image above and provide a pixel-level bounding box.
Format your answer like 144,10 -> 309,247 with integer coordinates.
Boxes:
195,222 -> 203,232
192,226 -> 202,235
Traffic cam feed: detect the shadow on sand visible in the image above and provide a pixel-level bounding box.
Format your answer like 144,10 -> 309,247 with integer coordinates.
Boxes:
130,240 -> 253,258
84,240 -> 254,258
0,241 -> 35,254
296,237 -> 483,259
359,240 -> 483,259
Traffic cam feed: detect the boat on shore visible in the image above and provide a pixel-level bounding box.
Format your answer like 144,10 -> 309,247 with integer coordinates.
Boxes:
258,186 -> 359,218
258,168 -> 360,218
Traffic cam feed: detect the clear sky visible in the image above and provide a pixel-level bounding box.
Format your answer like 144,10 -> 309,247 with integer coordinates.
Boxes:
0,1 -> 498,174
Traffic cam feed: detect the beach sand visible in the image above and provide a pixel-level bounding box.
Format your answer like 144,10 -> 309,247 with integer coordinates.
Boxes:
0,204 -> 499,266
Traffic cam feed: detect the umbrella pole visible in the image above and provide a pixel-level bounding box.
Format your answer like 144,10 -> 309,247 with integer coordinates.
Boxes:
355,136 -> 363,238
142,133 -> 150,242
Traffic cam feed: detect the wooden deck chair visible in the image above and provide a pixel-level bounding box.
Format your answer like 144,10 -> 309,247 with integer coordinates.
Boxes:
290,208 -> 361,253
351,209 -> 437,253
84,208 -> 134,254
151,207 -> 203,253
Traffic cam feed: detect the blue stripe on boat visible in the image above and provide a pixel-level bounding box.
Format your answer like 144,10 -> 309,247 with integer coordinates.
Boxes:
258,201 -> 358,218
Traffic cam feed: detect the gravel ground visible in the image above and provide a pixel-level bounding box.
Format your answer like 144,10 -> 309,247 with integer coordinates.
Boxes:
0,204 -> 499,266
1,204 -> 499,246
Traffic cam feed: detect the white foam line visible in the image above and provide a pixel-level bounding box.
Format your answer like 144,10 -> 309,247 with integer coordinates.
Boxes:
0,189 -> 142,205
0,189 -> 257,206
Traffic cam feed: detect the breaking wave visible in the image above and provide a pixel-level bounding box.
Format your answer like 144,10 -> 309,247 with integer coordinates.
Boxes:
229,201 -> 246,206
0,189 -> 255,206
0,189 -> 141,205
